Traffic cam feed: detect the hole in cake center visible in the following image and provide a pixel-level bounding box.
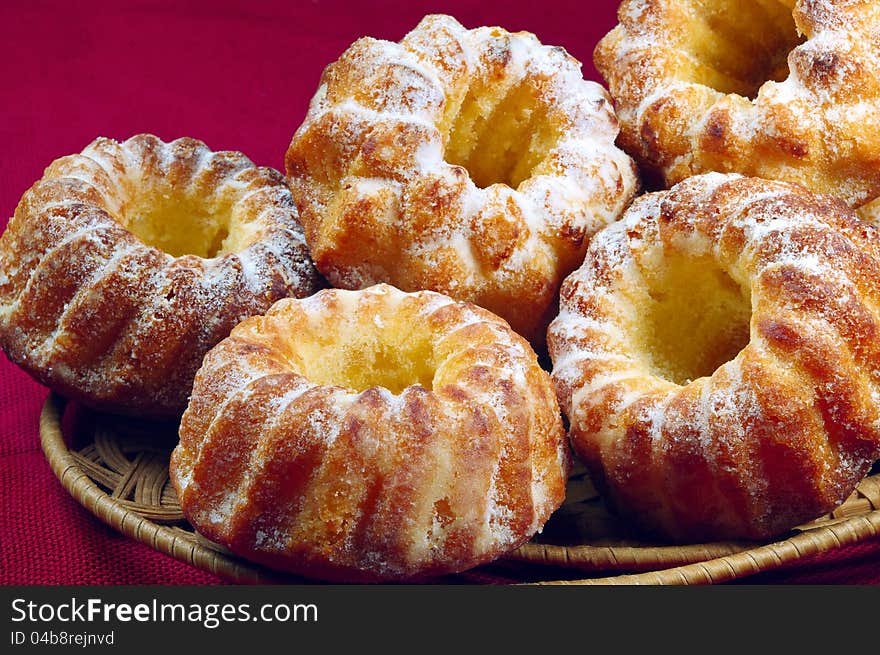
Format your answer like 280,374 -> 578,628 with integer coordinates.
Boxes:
631,253 -> 751,386
296,316 -> 438,394
682,0 -> 805,98
443,73 -> 562,189
118,189 -> 239,259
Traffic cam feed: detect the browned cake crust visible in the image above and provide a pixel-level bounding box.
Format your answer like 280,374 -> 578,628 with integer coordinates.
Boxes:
171,284 -> 569,582
595,0 -> 880,217
0,134 -> 322,418
549,173 -> 880,541
285,14 -> 639,346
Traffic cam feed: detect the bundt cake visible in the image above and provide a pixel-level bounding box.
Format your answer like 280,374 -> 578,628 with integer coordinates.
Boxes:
0,134 -> 322,418
594,0 -> 880,220
170,284 -> 569,582
285,14 -> 639,346
548,173 -> 880,542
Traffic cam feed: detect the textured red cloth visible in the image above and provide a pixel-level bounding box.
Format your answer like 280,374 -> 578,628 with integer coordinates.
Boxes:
1,0 -> 878,585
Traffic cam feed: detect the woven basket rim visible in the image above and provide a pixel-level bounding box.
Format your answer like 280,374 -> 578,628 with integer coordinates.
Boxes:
40,393 -> 880,585
508,473 -> 880,572
40,393 -> 291,584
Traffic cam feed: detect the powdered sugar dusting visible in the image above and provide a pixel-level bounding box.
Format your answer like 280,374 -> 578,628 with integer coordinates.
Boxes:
287,13 -> 638,344
550,172 -> 880,540
172,283 -> 567,580
0,134 -> 321,417
598,0 -> 880,208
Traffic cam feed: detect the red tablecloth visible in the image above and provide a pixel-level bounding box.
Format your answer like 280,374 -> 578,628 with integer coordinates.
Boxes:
1,0 -> 878,585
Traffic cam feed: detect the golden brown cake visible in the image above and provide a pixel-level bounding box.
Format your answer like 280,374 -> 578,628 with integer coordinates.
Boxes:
285,14 -> 639,346
0,134 -> 322,418
595,0 -> 880,219
170,284 -> 569,582
548,173 -> 880,542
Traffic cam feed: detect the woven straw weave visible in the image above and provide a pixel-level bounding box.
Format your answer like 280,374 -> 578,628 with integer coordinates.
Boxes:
40,393 -> 880,585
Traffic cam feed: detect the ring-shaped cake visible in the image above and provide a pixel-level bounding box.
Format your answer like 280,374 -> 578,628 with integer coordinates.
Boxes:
549,173 -> 880,541
286,14 -> 639,345
171,284 -> 569,581
0,134 -> 322,417
595,0 -> 880,220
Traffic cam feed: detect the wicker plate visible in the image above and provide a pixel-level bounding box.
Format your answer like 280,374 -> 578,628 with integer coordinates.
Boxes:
41,393 -> 880,585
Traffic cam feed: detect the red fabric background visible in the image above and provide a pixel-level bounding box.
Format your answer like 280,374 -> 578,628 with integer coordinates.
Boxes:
1,0 -> 877,585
